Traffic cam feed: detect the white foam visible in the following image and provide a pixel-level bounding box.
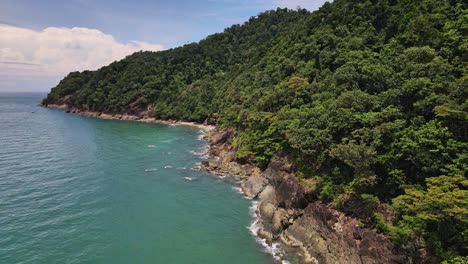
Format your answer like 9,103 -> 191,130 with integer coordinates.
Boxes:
232,186 -> 253,200
190,149 -> 207,156
164,165 -> 173,169
189,143 -> 209,159
147,145 -> 156,148
248,201 -> 290,264
176,167 -> 187,170
231,186 -> 243,195
184,177 -> 193,181
144,168 -> 158,172
197,133 -> 205,141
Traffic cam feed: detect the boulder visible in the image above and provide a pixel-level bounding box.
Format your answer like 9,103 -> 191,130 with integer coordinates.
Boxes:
259,201 -> 276,221
240,175 -> 268,198
272,208 -> 288,235
258,184 -> 277,205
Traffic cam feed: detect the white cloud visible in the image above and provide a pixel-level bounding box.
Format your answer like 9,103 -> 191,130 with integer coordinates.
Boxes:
0,24 -> 164,89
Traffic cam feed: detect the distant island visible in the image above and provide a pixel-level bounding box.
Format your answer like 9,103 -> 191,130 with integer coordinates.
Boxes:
43,0 -> 467,263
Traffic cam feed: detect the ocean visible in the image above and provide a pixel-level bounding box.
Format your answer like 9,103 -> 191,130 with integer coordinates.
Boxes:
0,93 -> 275,264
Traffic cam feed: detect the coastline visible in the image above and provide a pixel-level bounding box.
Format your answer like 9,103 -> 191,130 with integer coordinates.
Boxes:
44,104 -> 290,262
200,129 -> 434,264
43,104 -> 215,132
43,104 -> 432,264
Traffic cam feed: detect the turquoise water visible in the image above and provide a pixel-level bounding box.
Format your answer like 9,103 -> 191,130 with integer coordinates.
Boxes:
0,93 -> 272,264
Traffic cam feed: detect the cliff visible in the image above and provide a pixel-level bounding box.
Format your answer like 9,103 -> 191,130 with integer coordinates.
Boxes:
43,0 -> 468,261
202,129 -> 437,264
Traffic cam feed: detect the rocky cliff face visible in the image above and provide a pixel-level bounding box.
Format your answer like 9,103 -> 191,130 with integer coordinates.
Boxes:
201,129 -> 434,264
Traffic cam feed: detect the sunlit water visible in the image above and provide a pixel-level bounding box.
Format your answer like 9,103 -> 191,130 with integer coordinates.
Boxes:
0,93 -> 273,264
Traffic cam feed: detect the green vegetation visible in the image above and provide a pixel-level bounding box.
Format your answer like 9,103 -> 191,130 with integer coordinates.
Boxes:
43,0 -> 467,259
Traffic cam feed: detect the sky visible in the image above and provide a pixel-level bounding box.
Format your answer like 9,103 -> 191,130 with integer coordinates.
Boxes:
0,0 -> 329,92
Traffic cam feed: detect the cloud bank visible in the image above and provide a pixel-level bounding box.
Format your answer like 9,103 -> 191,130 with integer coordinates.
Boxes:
0,24 -> 163,91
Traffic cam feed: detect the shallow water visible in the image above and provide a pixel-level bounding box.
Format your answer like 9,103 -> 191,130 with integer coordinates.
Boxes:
0,93 -> 273,264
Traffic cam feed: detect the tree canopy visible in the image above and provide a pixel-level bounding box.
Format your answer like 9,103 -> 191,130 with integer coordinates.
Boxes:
43,0 -> 467,260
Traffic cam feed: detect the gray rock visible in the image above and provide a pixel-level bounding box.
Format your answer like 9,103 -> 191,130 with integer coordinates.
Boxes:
259,201 -> 276,221
240,175 -> 268,198
258,184 -> 277,204
258,227 -> 273,245
272,208 -> 288,235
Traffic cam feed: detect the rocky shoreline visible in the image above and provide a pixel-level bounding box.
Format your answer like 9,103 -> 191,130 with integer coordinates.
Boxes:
43,104 -> 215,132
201,129 -> 434,264
43,104 -> 432,264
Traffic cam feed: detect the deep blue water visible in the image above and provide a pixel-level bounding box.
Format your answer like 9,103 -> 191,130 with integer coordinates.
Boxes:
0,93 -> 272,264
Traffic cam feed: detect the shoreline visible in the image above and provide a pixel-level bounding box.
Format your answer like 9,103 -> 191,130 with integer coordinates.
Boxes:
44,103 -> 292,263
43,104 -> 215,132
43,104 -> 430,264
199,130 -> 430,264
200,129 -> 314,263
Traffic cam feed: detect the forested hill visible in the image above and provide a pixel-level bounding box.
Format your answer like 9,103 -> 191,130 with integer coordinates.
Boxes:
44,0 -> 467,261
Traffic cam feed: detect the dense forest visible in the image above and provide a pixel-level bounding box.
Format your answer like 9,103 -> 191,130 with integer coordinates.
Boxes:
43,0 -> 467,261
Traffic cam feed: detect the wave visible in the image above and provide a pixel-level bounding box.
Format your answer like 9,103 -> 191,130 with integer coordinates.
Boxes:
164,165 -> 173,169
189,148 -> 208,156
197,133 -> 205,141
147,145 -> 156,148
189,145 -> 209,159
184,177 -> 194,181
231,186 -> 243,194
191,162 -> 201,170
248,201 -> 290,264
144,168 -> 158,172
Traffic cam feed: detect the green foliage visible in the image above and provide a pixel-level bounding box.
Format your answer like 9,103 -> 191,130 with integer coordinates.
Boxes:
393,175 -> 468,258
442,256 -> 468,264
43,0 -> 468,259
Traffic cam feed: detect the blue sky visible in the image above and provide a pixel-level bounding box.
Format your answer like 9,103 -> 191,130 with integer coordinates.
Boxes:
0,0 -> 329,92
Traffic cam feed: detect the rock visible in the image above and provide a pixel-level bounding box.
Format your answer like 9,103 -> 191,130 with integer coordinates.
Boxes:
258,184 -> 277,204
262,170 -> 308,209
282,202 -> 408,264
353,226 -> 363,240
199,118 -> 432,264
259,202 -> 276,221
272,208 -> 288,235
201,160 -> 218,169
240,175 -> 268,198
269,155 -> 295,173
227,163 -> 242,175
258,227 -> 274,245
209,129 -> 234,145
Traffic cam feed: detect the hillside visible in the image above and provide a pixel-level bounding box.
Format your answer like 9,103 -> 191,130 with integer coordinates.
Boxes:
43,0 -> 467,261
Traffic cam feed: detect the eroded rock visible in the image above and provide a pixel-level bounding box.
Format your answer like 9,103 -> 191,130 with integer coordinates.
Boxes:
240,175 -> 268,198
202,128 -> 434,264
259,201 -> 276,221
258,184 -> 277,204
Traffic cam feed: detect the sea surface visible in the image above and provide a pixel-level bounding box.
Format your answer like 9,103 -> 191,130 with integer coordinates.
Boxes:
0,93 -> 274,264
